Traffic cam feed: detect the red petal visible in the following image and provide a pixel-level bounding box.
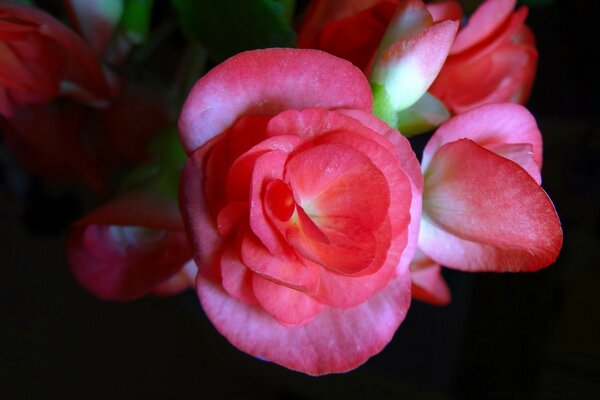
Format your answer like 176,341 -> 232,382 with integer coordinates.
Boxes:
179,48 -> 372,153
196,266 -> 411,375
420,139 -> 562,272
422,103 -> 542,174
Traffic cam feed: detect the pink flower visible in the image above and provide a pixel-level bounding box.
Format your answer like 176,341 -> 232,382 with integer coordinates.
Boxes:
0,3 -> 112,117
298,0 -> 537,115
418,104 -> 562,287
67,191 -> 193,301
429,0 -> 538,113
179,48 -> 423,375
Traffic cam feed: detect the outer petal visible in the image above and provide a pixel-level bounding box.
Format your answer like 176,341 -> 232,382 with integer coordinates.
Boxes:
420,139 -> 562,272
178,48 -> 373,153
197,265 -> 411,375
427,0 -> 462,22
421,103 -> 542,176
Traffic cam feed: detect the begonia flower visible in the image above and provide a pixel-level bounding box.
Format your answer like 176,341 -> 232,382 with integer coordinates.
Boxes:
179,48 -> 423,375
298,0 -> 537,129
429,0 -> 538,113
0,3 -> 112,118
419,103 -> 562,273
67,191 -> 194,301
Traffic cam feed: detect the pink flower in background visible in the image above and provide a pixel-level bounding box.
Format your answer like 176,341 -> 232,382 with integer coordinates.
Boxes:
67,191 -> 194,301
179,48 -> 423,375
298,0 -> 537,115
418,104 -> 562,278
0,3 -> 112,117
429,0 -> 538,113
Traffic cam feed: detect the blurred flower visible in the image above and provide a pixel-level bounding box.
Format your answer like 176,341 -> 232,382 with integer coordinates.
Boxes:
67,191 -> 194,301
0,3 -> 112,117
179,48 -> 423,375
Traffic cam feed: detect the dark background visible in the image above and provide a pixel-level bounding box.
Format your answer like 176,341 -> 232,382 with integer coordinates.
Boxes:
2,0 -> 599,398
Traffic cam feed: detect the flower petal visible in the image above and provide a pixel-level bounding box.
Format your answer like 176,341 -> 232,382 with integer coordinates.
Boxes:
197,265 -> 411,375
252,274 -> 323,326
421,103 -> 542,174
179,48 -> 372,153
420,139 -> 562,272
370,19 -> 459,111
450,0 -> 516,54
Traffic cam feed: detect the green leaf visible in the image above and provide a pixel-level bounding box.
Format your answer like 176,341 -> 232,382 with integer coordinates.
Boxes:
171,0 -> 296,62
120,0 -> 154,44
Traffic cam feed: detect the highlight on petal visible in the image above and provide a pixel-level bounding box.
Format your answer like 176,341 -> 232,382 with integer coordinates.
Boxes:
370,19 -> 458,112
420,139 -> 562,272
197,265 -> 411,375
179,48 -> 373,153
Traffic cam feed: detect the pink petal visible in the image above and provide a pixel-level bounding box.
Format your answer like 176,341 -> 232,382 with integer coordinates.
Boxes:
313,231 -> 405,307
370,19 -> 459,111
181,141 -> 224,268
421,103 -> 542,173
252,274 -> 323,326
220,247 -> 258,305
178,48 -> 372,153
420,139 -> 562,272
450,0 -> 516,54
68,225 -> 191,301
409,249 -> 450,305
196,265 -> 411,375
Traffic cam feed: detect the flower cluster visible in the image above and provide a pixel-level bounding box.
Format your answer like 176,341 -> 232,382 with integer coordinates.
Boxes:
2,0 -> 562,375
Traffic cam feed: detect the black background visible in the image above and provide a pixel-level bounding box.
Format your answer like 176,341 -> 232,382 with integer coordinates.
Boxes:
2,0 -> 599,398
